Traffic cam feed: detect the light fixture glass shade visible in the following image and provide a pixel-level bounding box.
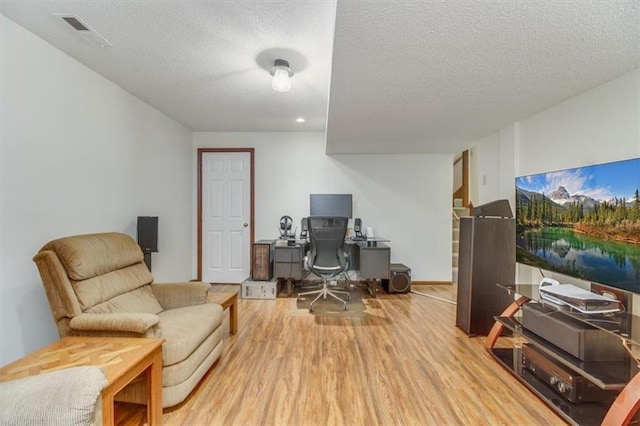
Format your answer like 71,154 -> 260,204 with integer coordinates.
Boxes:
272,67 -> 291,92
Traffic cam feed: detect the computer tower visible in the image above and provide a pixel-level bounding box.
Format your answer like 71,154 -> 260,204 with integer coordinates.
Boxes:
382,263 -> 411,293
252,240 -> 274,281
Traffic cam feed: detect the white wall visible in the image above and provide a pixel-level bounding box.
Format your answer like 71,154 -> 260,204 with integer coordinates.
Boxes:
469,123 -> 519,211
0,16 -> 194,364
518,69 -> 639,177
472,68 -> 640,288
469,132 -> 500,206
193,132 -> 453,282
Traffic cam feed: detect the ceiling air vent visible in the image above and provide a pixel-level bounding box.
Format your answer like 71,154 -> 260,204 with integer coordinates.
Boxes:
61,16 -> 89,31
53,13 -> 112,47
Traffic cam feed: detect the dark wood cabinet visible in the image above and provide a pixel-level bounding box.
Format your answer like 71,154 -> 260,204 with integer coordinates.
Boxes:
251,240 -> 274,281
456,216 -> 515,336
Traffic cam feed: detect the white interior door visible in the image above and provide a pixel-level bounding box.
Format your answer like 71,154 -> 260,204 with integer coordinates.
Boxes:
201,152 -> 251,283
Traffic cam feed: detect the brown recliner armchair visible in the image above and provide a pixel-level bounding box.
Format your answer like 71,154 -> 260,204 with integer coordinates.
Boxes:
33,232 -> 224,408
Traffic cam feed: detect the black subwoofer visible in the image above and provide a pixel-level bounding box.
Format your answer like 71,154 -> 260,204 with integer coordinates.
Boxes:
382,263 -> 411,293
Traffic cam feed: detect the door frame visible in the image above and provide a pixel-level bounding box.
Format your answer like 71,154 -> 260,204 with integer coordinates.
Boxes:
453,150 -> 469,207
197,148 -> 255,281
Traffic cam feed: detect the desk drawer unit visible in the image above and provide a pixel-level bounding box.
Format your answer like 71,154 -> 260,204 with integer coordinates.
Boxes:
274,245 -> 307,280
359,244 -> 390,280
274,245 -> 304,262
274,262 -> 307,280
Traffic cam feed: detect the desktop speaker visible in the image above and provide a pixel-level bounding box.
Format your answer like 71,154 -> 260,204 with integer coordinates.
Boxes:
382,263 -> 411,293
354,218 -> 363,238
137,216 -> 158,253
300,217 -> 308,239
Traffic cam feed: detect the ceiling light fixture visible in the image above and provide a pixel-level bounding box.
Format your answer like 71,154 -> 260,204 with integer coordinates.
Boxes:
296,117 -> 305,123
270,59 -> 293,92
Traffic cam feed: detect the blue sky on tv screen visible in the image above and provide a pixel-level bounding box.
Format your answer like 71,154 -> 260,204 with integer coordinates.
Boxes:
516,158 -> 640,201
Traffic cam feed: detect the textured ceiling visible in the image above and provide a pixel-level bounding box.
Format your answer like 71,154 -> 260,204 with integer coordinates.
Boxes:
1,1 -> 639,154
0,1 -> 336,132
327,0 -> 640,154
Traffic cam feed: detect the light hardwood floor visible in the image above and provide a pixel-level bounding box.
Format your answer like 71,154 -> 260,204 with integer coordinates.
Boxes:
115,284 -> 564,425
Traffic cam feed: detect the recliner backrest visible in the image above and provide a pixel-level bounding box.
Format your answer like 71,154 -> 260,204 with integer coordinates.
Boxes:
33,232 -> 160,337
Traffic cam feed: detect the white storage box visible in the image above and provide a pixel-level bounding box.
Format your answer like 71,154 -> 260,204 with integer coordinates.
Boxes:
241,279 -> 281,299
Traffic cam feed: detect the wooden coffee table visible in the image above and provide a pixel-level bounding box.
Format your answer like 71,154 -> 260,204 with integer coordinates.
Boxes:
0,336 -> 164,426
206,290 -> 238,334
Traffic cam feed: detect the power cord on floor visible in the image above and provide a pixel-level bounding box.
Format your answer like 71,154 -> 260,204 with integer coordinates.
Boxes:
410,289 -> 457,305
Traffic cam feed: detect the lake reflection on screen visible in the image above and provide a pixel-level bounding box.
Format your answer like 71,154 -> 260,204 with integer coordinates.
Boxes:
517,227 -> 640,293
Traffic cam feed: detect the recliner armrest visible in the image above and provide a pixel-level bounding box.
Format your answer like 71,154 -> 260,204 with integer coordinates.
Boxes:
151,281 -> 212,310
0,366 -> 107,426
70,312 -> 159,334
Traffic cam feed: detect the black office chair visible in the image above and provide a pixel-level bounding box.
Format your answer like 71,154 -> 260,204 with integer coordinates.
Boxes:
297,216 -> 350,312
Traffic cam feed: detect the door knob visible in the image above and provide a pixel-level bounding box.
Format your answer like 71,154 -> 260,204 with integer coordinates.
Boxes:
243,222 -> 249,227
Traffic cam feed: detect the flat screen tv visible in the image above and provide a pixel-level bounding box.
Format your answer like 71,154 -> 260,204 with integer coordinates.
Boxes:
310,194 -> 353,218
515,157 -> 640,293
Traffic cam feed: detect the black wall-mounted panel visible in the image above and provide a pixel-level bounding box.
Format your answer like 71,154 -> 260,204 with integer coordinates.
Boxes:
137,216 -> 158,253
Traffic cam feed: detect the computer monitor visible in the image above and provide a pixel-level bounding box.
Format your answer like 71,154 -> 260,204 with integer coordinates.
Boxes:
309,194 -> 352,218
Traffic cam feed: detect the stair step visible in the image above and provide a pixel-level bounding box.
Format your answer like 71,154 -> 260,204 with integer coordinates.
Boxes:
452,207 -> 465,278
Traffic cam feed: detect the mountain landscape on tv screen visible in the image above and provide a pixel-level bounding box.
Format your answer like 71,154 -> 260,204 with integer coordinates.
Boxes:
515,158 -> 640,293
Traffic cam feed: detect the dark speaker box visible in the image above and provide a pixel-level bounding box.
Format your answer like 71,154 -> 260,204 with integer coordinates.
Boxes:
456,216 -> 514,336
522,302 -> 625,361
137,216 -> 158,253
382,263 -> 411,293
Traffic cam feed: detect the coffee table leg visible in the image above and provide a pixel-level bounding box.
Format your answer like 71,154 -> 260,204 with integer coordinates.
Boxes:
229,294 -> 238,334
147,349 -> 163,425
101,390 -> 115,426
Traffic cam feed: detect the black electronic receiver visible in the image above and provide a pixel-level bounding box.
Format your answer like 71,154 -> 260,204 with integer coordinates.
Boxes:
522,344 -> 614,403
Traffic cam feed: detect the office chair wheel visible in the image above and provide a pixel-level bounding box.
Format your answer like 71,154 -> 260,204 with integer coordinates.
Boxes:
309,306 -> 314,313
296,296 -> 301,303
